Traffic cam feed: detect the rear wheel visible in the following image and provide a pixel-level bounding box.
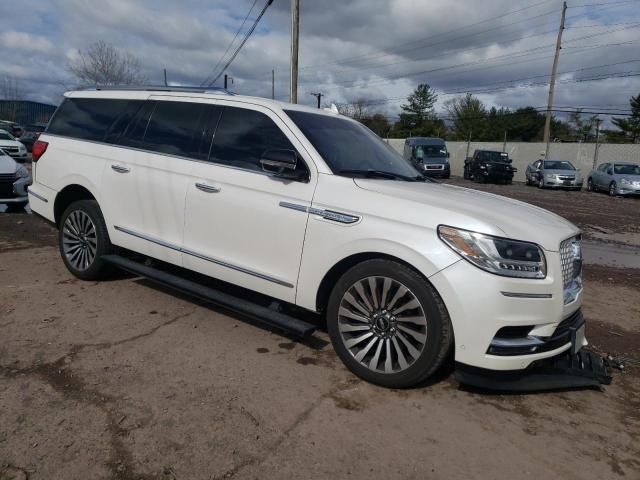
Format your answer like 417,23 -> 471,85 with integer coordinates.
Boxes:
59,200 -> 113,280
326,259 -> 453,388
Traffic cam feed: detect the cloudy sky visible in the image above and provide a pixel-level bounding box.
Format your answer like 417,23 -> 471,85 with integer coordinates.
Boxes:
1,0 -> 639,123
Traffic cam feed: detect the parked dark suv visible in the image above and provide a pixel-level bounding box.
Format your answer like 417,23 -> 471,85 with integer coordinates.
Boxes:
464,149 -> 516,184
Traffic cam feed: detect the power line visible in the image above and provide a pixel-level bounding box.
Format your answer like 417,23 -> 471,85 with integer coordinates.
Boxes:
299,0 -> 557,71
207,0 -> 274,87
201,0 -> 259,86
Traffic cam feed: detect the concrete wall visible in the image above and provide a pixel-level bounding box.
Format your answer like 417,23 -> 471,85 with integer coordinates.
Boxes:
385,139 -> 640,182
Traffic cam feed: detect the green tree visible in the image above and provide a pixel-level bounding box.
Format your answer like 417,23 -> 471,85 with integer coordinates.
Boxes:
568,109 -> 600,142
361,113 -> 392,137
444,93 -> 487,140
611,93 -> 640,143
394,83 -> 442,137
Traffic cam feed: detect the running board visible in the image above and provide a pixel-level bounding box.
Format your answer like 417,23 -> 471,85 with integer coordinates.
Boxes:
102,255 -> 317,338
455,349 -> 612,392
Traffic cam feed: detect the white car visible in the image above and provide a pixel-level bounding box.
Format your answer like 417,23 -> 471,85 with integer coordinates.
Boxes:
0,147 -> 30,209
28,87 -> 585,388
0,128 -> 29,162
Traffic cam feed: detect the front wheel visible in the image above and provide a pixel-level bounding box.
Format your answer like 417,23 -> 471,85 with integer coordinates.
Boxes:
326,259 -> 453,388
609,182 -> 618,197
587,178 -> 594,192
538,177 -> 545,188
59,200 -> 114,280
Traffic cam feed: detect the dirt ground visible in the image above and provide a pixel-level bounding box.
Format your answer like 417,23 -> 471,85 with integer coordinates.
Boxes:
1,181 -> 639,480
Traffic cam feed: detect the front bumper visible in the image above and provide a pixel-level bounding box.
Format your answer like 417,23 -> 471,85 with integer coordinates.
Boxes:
542,178 -> 583,189
429,248 -> 584,371
615,183 -> 640,195
0,176 -> 30,203
422,163 -> 450,177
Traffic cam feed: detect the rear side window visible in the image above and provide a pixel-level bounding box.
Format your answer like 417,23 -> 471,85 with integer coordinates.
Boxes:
211,107 -> 296,172
48,98 -> 141,142
143,101 -> 211,159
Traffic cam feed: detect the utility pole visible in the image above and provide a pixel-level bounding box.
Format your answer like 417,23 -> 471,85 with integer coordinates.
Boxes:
543,1 -> 567,159
163,68 -> 168,86
310,92 -> 323,108
593,118 -> 602,168
502,130 -> 507,153
290,0 -> 300,104
465,128 -> 473,160
272,69 -> 275,100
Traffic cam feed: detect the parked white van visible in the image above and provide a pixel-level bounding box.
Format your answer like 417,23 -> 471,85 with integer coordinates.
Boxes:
28,87 -> 585,388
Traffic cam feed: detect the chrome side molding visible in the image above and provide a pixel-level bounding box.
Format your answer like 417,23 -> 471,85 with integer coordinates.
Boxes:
113,225 -> 293,288
279,201 -> 360,224
27,188 -> 48,203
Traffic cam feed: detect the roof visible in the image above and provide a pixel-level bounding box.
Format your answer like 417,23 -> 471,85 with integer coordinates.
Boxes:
67,86 -> 341,118
405,137 -> 446,145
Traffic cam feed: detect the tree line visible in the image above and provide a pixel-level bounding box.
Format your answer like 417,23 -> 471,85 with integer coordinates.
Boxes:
338,83 -> 640,144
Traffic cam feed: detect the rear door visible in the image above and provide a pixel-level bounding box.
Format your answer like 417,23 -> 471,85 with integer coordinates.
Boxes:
103,97 -> 212,265
182,102 -> 316,303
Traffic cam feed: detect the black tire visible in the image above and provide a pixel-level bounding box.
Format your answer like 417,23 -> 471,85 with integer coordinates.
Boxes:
463,167 -> 469,180
326,259 -> 453,388
58,200 -> 113,280
587,178 -> 594,192
538,176 -> 544,189
609,182 -> 617,197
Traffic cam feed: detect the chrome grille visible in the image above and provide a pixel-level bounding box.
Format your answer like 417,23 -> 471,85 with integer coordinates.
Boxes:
557,175 -> 575,181
560,235 -> 582,304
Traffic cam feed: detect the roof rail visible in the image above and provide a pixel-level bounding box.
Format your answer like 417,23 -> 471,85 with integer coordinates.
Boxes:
78,85 -> 236,95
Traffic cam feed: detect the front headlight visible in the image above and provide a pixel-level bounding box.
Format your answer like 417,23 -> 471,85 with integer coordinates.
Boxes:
438,225 -> 546,279
545,174 -> 555,180
621,178 -> 631,186
15,165 -> 30,179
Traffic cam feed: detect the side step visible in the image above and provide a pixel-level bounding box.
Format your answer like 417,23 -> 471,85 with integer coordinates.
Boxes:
102,254 -> 317,338
455,349 -> 612,392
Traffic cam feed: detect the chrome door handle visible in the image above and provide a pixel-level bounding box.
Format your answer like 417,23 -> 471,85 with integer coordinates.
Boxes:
195,182 -> 220,193
111,164 -> 130,173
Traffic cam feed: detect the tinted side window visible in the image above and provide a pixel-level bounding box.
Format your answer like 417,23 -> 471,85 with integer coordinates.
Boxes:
143,101 -> 213,159
48,98 -> 140,141
119,101 -> 156,149
211,107 -> 296,172
597,163 -> 608,172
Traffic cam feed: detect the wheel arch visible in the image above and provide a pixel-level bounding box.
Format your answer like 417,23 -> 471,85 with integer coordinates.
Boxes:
54,184 -> 97,226
314,251 -> 441,314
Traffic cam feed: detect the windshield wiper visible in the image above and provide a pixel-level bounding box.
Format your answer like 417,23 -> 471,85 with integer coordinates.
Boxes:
338,169 -> 426,182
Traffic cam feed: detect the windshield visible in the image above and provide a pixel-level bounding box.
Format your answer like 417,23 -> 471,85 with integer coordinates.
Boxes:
544,160 -> 575,170
285,110 -> 421,179
415,144 -> 447,158
614,164 -> 640,175
478,151 -> 509,162
0,131 -> 14,140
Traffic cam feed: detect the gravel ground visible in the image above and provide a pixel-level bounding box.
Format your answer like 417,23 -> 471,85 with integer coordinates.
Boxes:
1,182 -> 639,480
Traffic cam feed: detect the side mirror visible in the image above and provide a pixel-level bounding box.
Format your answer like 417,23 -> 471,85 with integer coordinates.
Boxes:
260,149 -> 305,181
446,152 -> 450,158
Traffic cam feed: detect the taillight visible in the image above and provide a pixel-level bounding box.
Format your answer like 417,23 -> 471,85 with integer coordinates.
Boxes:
32,140 -> 48,162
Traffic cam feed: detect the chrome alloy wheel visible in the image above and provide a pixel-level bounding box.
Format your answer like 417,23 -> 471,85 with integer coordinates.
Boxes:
337,276 -> 428,374
62,210 -> 98,271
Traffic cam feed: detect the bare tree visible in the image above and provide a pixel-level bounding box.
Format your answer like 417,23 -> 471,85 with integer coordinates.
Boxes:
0,75 -> 25,121
67,41 -> 147,86
337,98 -> 371,120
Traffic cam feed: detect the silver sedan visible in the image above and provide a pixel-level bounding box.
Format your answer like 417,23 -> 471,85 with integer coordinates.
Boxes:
587,162 -> 640,197
525,159 -> 583,190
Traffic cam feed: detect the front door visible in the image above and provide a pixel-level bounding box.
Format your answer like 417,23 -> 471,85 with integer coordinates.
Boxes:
183,103 -> 316,303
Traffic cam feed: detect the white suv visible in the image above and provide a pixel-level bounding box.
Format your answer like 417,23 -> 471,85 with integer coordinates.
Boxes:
28,87 -> 585,388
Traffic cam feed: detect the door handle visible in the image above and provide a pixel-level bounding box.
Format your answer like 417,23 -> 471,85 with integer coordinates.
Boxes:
111,164 -> 130,174
195,182 -> 220,193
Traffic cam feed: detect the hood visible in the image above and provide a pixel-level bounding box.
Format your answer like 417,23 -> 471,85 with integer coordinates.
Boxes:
354,179 -> 578,251
0,153 -> 18,174
0,139 -> 22,147
613,173 -> 640,181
